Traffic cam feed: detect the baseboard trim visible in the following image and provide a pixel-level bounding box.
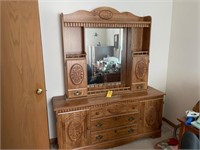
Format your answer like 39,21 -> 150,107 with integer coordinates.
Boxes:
50,138 -> 57,144
162,117 -> 178,128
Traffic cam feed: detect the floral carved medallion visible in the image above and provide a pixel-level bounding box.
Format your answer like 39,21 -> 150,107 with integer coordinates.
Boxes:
135,60 -> 146,80
99,10 -> 113,20
107,103 -> 124,114
145,106 -> 157,128
70,64 -> 84,85
68,121 -> 83,141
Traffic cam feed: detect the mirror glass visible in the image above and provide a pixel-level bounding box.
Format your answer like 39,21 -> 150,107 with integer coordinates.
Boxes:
85,28 -> 124,85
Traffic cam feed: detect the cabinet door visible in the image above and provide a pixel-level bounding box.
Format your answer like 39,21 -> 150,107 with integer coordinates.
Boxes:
56,110 -> 90,149
65,58 -> 87,98
139,98 -> 163,133
131,55 -> 149,91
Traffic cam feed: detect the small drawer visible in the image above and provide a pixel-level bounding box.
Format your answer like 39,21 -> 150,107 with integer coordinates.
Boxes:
91,113 -> 139,131
67,88 -> 87,98
91,101 -> 139,119
106,103 -> 127,115
91,108 -> 105,119
127,102 -> 139,112
131,82 -> 147,91
91,125 -> 138,144
106,102 -> 139,116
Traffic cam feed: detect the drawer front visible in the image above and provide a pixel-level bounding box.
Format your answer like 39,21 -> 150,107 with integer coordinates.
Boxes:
91,107 -> 105,119
91,101 -> 138,119
106,102 -> 138,115
91,125 -> 138,144
67,88 -> 87,98
131,82 -> 147,91
91,113 -> 139,131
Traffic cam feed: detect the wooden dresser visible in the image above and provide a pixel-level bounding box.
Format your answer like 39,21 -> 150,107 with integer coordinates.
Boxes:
53,87 -> 164,149
53,7 -> 165,149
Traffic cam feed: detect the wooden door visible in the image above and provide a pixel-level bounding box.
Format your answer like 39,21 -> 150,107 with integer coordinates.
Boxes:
1,1 -> 49,149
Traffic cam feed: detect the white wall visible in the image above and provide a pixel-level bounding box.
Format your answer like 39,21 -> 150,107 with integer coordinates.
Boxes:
38,0 -> 172,139
164,0 -> 200,124
85,28 -> 107,47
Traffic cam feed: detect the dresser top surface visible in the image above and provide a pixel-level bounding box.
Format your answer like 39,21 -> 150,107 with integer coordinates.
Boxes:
52,87 -> 164,112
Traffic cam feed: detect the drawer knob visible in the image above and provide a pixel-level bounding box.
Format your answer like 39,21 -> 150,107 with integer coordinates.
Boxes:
96,122 -> 103,127
128,129 -> 134,134
128,117 -> 135,121
74,91 -> 81,96
96,135 -> 103,140
137,85 -> 143,89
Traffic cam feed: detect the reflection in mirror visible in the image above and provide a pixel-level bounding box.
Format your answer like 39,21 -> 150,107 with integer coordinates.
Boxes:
85,28 -> 124,85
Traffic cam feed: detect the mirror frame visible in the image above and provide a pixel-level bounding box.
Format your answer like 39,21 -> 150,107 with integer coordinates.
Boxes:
61,7 -> 151,96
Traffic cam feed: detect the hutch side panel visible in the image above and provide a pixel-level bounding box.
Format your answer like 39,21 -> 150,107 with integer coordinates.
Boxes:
130,27 -> 150,52
131,28 -> 143,51
62,27 -> 84,55
142,28 -> 151,51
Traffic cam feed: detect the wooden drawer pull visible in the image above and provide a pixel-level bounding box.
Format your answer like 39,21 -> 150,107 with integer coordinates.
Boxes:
96,135 -> 103,140
96,122 -> 103,127
114,117 -> 118,120
74,91 -> 81,96
128,116 -> 135,121
128,129 -> 134,134
137,85 -> 143,89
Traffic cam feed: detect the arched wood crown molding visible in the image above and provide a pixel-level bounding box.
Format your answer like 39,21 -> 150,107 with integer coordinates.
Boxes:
61,7 -> 151,28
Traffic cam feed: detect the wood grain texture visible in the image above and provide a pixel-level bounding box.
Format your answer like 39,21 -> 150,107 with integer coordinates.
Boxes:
65,58 -> 87,98
62,7 -> 151,25
56,110 -> 90,149
61,6 -> 152,94
56,7 -> 163,149
139,98 -> 163,134
53,87 -> 164,149
1,1 -> 49,148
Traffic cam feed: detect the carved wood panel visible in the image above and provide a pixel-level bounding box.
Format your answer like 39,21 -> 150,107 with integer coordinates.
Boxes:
70,64 -> 84,85
62,7 -> 151,26
131,55 -> 149,91
57,110 -> 90,149
53,88 -> 164,149
65,58 -> 87,98
132,55 -> 148,82
139,98 -> 163,133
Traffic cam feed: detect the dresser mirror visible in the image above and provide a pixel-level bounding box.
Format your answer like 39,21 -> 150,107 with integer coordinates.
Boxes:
85,28 -> 126,85
61,7 -> 151,98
